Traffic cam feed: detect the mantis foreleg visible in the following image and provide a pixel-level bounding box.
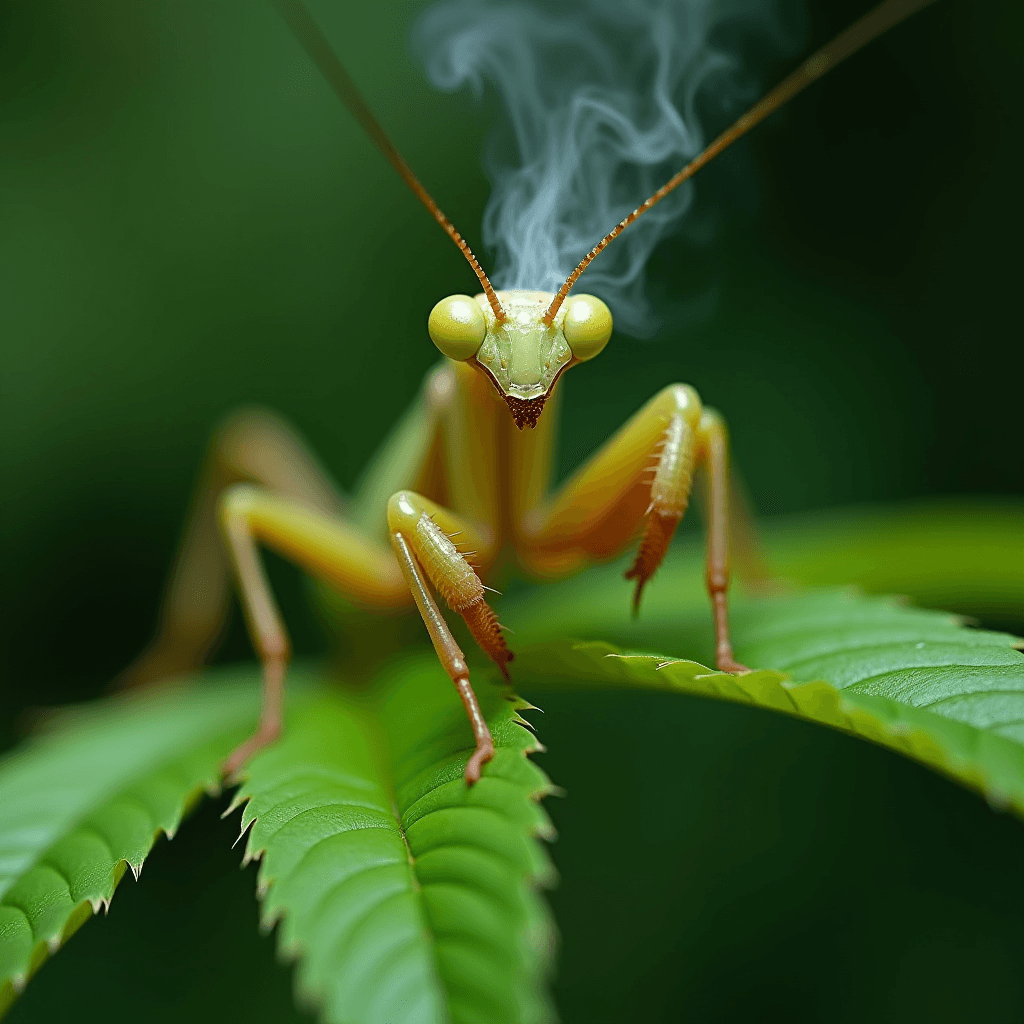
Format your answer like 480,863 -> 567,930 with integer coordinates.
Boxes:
521,383 -> 701,573
217,485 -> 505,780
520,383 -> 747,672
387,490 -> 509,782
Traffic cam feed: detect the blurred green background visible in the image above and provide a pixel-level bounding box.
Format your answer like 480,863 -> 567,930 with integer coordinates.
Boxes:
2,1 -> 1022,1022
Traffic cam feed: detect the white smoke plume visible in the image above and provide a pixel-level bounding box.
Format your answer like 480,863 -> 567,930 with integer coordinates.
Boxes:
417,0 -> 786,336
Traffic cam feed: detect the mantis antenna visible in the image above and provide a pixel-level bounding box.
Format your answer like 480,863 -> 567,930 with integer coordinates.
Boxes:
544,0 -> 939,324
275,0 -> 506,321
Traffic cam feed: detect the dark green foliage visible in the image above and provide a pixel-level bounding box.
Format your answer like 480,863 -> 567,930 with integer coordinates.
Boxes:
2,552 -> 1022,1020
2,2 -> 1022,1021
0,678 -> 260,1013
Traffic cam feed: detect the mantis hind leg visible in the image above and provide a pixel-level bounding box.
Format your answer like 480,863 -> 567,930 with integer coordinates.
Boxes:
215,485 -> 408,776
118,407 -> 345,689
120,364 -> 453,689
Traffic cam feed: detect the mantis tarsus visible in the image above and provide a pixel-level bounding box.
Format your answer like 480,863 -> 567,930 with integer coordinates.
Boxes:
122,0 -> 937,784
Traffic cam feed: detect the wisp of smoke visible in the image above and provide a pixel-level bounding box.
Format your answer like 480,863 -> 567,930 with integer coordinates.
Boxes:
417,0 -> 784,336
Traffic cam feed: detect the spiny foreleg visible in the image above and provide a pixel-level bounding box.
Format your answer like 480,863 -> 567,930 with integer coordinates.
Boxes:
625,411 -> 696,613
519,383 -> 747,674
387,490 -> 510,783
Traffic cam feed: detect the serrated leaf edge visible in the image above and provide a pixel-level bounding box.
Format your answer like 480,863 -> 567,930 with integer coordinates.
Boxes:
562,641 -> 1024,815
0,778 -> 223,1020
226,704 -> 558,1022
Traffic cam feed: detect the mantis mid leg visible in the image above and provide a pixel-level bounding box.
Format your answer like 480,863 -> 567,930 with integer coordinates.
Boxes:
695,409 -> 747,674
521,384 -> 748,673
123,363 -> 456,691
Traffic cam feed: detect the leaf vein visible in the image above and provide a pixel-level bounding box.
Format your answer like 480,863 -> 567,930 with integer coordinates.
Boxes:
259,801 -> 398,849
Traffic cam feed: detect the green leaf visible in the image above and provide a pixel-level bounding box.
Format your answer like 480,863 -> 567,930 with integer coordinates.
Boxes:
0,660 -> 555,1023
0,673 -> 267,1016
232,654 -> 555,1024
3,502 -> 1017,1020
509,566 -> 1024,814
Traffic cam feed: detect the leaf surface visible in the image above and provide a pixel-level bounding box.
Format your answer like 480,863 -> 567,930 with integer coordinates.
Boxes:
233,654 -> 555,1024
0,672 -> 269,1015
3,503 -> 1020,1020
509,561 -> 1024,813
0,659 -> 555,1024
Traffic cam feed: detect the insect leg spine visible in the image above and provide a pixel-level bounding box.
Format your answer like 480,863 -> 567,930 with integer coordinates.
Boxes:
649,415 -> 695,520
625,414 -> 698,612
413,514 -> 484,611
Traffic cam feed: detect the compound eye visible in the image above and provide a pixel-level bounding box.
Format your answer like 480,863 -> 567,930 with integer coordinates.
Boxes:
428,295 -> 486,360
562,294 -> 612,361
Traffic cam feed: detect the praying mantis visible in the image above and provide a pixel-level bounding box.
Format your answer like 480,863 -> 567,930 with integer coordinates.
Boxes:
122,0 -> 937,785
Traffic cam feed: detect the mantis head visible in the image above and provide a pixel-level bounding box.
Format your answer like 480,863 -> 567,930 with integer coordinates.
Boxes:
427,289 -> 612,429
277,0 -> 937,427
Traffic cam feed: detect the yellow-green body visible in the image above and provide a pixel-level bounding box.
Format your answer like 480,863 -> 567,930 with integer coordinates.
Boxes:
124,288 -> 741,783
122,0 -> 933,783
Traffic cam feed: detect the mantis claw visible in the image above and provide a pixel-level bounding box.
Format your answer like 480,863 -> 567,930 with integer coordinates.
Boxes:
716,656 -> 750,675
222,656 -> 286,781
222,721 -> 281,781
465,738 -> 495,786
